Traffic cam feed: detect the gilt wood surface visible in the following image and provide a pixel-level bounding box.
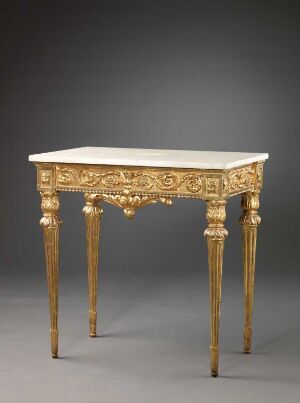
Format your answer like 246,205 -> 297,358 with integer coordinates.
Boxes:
35,161 -> 265,201
30,147 -> 268,377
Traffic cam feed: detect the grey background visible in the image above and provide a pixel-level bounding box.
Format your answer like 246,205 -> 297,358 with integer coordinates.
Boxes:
0,1 -> 299,402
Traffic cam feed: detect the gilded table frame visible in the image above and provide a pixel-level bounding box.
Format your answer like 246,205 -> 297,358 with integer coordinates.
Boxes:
35,160 -> 264,377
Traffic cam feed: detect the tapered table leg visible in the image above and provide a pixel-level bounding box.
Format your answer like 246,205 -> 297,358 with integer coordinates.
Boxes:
83,194 -> 103,337
240,191 -> 261,353
204,200 -> 228,377
40,191 -> 61,358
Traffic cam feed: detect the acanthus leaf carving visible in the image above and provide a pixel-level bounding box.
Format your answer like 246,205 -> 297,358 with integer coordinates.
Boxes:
40,170 -> 52,186
181,174 -> 202,193
204,200 -> 228,240
56,167 -> 204,195
56,168 -> 79,185
79,169 -> 103,187
229,167 -> 254,192
54,164 -> 264,198
156,173 -> 179,190
99,190 -> 172,219
40,191 -> 61,228
256,164 -> 263,188
239,191 -> 261,226
82,193 -> 103,216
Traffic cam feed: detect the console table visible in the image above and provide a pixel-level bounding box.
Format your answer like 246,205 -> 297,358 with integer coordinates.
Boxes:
29,147 -> 268,377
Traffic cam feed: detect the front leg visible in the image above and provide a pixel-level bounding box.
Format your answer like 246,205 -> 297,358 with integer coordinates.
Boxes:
204,200 -> 228,377
240,191 -> 261,353
83,194 -> 103,337
40,191 -> 61,358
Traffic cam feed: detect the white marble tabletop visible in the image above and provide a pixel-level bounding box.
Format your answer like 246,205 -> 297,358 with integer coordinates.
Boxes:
29,147 -> 268,170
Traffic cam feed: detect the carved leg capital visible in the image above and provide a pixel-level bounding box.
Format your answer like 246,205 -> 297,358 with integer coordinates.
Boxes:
240,190 -> 261,227
83,193 -> 103,217
204,200 -> 228,240
40,191 -> 61,228
240,191 -> 261,353
40,191 -> 61,358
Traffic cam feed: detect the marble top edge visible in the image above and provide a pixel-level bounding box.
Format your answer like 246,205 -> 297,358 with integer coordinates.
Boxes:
29,147 -> 269,170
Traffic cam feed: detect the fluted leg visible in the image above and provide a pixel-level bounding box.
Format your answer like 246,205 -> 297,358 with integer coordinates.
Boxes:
40,191 -> 61,358
204,200 -> 228,377
240,191 -> 261,353
83,194 -> 103,337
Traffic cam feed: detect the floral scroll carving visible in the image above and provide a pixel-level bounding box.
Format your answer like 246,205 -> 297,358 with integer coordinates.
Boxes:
256,164 -> 263,188
182,174 -> 202,193
41,170 -> 52,186
228,167 -> 254,193
156,173 -> 179,190
56,167 -> 203,194
52,162 -> 264,199
206,178 -> 219,196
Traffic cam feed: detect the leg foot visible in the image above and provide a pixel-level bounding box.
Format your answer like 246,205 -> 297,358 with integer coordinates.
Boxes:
210,346 -> 219,377
50,329 -> 58,358
89,310 -> 97,337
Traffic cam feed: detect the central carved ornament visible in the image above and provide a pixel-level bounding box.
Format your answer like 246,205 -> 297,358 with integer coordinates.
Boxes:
100,189 -> 173,219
